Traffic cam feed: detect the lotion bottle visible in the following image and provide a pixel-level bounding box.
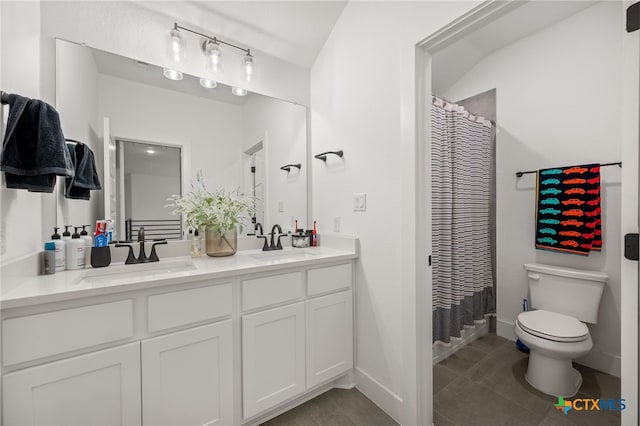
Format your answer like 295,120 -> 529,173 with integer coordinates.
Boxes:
62,225 -> 72,241
66,227 -> 86,270
51,227 -> 66,271
80,225 -> 93,248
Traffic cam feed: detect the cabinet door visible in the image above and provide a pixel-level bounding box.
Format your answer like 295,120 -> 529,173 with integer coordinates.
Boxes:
141,321 -> 233,426
305,291 -> 353,388
3,342 -> 141,426
242,302 -> 305,419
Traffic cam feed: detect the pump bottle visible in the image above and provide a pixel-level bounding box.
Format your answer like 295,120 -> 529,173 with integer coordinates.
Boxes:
62,225 -> 72,241
66,227 -> 86,270
50,227 -> 66,271
80,225 -> 93,248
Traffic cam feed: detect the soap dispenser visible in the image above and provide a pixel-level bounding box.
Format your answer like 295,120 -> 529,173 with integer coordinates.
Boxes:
62,225 -> 72,240
80,225 -> 93,248
66,227 -> 86,270
51,227 -> 66,271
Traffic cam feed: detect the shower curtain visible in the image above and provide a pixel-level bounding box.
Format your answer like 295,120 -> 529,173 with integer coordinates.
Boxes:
431,97 -> 495,344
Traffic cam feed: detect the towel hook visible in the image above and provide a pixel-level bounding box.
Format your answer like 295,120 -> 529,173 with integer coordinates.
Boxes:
280,163 -> 301,173
314,150 -> 344,162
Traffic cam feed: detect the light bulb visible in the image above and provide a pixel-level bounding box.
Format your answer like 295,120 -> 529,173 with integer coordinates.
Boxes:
205,40 -> 223,74
163,68 -> 183,81
146,148 -> 155,155
199,78 -> 217,89
167,28 -> 185,62
241,53 -> 255,82
232,86 -> 247,96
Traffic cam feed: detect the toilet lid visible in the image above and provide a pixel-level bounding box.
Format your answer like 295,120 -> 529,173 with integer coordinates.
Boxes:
517,310 -> 589,342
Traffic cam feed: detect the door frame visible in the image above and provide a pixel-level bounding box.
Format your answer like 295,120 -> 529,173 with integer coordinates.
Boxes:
415,1 -> 639,424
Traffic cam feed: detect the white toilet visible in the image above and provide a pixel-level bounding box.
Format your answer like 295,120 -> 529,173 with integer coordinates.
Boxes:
514,263 -> 607,397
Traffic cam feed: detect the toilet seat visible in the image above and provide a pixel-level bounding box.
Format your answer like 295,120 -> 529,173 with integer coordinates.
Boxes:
517,310 -> 589,343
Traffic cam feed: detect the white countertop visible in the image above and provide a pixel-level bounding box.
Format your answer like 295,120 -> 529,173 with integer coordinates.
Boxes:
1,246 -> 357,309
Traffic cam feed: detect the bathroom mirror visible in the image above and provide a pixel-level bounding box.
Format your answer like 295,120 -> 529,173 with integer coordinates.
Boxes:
55,39 -> 308,241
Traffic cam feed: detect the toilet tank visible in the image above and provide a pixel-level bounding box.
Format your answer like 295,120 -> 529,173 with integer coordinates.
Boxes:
524,263 -> 607,324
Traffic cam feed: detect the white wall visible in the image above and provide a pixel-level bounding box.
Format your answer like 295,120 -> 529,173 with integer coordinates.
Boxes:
242,95 -> 307,230
310,2 -> 480,424
98,74 -> 244,192
0,1 -> 47,264
441,2 -> 623,376
55,39 -> 101,230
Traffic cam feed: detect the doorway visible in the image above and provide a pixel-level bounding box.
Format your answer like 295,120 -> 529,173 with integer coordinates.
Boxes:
417,2 -> 638,425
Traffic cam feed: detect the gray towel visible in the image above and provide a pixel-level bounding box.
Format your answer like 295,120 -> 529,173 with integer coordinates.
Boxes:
65,142 -> 102,200
1,94 -> 74,192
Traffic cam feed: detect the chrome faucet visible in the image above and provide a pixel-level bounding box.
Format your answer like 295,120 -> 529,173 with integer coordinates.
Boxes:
116,226 -> 167,264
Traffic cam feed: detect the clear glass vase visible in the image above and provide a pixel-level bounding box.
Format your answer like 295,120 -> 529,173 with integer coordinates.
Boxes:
205,228 -> 237,257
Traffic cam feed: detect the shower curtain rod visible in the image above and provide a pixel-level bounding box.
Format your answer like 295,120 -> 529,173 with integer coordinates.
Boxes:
515,162 -> 622,178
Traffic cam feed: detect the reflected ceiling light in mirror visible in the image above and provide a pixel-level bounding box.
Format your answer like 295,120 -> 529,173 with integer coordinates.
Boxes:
241,52 -> 255,82
204,40 -> 223,74
168,26 -> 185,62
163,68 -> 183,81
171,22 -> 255,83
199,78 -> 217,89
232,87 -> 248,97
146,148 -> 156,154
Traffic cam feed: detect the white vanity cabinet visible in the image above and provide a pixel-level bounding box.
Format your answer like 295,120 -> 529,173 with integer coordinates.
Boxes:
142,321 -> 233,426
305,291 -> 353,388
3,342 -> 142,426
242,302 -> 306,419
241,263 -> 354,420
1,250 -> 356,426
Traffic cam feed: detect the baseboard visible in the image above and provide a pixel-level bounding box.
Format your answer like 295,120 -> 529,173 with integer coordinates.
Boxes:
354,367 -> 403,424
496,318 -> 516,341
576,348 -> 621,378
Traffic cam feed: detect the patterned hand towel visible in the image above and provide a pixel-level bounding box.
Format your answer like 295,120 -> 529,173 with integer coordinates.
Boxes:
535,164 -> 602,255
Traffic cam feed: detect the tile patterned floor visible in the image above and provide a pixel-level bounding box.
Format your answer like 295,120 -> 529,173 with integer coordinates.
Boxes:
264,333 -> 621,426
434,333 -> 621,426
261,388 -> 398,426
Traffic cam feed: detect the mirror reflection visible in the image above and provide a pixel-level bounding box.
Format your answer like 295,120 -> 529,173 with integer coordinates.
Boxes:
55,39 -> 307,241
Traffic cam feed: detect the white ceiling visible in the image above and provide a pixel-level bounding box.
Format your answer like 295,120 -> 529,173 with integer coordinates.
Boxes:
134,1 -> 348,68
431,1 -> 598,95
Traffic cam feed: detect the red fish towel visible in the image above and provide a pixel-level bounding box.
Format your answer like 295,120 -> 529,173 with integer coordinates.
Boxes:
536,164 -> 602,255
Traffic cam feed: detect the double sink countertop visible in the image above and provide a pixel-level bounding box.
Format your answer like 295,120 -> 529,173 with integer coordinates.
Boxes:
1,243 -> 358,309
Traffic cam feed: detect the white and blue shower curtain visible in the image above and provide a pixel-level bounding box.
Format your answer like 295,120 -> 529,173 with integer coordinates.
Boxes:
431,97 -> 495,344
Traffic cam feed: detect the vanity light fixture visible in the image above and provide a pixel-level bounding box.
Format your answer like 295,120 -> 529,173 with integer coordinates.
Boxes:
199,78 -> 217,89
168,27 -> 185,62
163,68 -> 183,81
170,23 -> 256,82
232,86 -> 248,97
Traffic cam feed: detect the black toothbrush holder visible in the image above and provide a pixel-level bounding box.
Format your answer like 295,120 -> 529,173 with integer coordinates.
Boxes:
90,246 -> 111,268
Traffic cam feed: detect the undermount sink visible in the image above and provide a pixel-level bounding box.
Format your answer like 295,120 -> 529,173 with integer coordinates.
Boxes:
249,249 -> 318,263
78,259 -> 197,285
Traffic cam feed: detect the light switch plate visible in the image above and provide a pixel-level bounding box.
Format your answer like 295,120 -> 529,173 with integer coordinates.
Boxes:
333,216 -> 340,232
278,201 -> 284,212
353,193 -> 366,212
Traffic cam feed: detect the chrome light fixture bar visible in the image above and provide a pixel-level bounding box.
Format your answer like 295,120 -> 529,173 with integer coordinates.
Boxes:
173,23 -> 254,80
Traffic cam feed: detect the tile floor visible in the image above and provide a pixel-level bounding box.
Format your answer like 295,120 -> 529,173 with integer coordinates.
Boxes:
434,333 -> 621,426
264,333 -> 621,426
261,388 -> 398,426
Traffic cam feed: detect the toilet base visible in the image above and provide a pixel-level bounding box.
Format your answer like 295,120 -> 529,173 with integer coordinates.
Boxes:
525,350 -> 583,397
